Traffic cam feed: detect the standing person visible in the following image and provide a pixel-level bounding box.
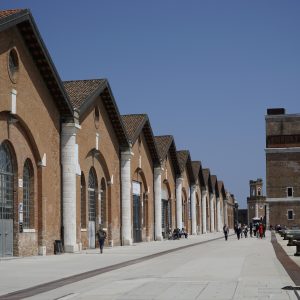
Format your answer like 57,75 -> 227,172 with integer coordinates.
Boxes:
249,222 -> 253,237
244,225 -> 248,238
223,224 -> 229,241
97,227 -> 107,254
236,224 -> 241,240
258,223 -> 264,239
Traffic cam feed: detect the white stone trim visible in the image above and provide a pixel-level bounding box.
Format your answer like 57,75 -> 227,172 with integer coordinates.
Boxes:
267,197 -> 300,202
265,147 -> 300,153
23,229 -> 36,233
154,167 -> 163,241
11,89 -> 17,114
176,177 -> 183,230
81,228 -> 87,232
191,185 -> 197,235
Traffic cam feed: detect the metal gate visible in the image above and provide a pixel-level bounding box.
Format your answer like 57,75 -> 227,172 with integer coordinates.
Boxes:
132,181 -> 142,243
0,144 -> 14,257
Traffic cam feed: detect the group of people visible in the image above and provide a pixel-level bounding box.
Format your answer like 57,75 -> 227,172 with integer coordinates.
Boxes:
222,222 -> 266,241
168,228 -> 188,240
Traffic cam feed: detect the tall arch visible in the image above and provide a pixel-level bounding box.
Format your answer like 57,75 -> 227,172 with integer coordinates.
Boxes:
182,188 -> 188,230
23,158 -> 34,229
0,141 -> 17,257
100,178 -> 107,227
162,180 -> 172,238
80,172 -> 86,229
88,167 -> 98,248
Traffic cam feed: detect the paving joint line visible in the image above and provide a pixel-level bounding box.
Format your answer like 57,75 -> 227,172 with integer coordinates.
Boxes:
0,235 -> 226,300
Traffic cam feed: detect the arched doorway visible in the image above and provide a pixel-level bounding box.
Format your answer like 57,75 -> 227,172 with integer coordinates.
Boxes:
0,143 -> 15,257
88,168 -> 98,248
100,178 -> 107,228
132,180 -> 142,243
161,181 -> 172,239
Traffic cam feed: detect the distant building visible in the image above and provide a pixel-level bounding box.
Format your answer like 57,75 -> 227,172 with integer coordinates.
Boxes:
265,108 -> 300,228
247,178 -> 267,225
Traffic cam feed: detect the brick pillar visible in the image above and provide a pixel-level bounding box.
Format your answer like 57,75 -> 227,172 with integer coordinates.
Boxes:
121,150 -> 132,245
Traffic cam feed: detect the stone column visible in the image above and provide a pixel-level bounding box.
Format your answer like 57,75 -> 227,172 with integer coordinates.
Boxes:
154,167 -> 163,241
61,123 -> 79,253
255,203 -> 258,218
121,150 -> 133,245
266,204 -> 270,229
210,194 -> 215,232
191,185 -> 197,235
176,177 -> 183,230
216,197 -> 221,232
224,200 -> 228,227
201,191 -> 207,233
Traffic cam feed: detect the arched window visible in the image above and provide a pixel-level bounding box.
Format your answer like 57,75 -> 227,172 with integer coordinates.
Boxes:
0,143 -> 14,220
81,173 -> 86,228
100,178 -> 106,226
23,159 -> 33,229
88,168 -> 97,222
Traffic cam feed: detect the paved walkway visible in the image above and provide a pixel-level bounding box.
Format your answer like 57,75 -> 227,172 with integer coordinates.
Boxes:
0,231 -> 298,299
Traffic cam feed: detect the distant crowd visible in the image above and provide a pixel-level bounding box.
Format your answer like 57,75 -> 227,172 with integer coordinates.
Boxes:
222,222 -> 266,241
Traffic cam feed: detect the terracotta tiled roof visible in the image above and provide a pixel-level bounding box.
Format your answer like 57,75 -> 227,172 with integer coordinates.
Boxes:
0,9 -> 24,19
218,181 -> 226,197
191,161 -> 201,180
63,79 -> 106,109
154,135 -> 173,160
177,150 -> 189,173
121,114 -> 160,165
202,168 -> 210,186
121,114 -> 147,143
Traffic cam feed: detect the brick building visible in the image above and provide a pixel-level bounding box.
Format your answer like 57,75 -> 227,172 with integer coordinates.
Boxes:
0,9 -> 74,256
154,135 -> 181,239
266,108 -> 300,228
0,9 -> 237,256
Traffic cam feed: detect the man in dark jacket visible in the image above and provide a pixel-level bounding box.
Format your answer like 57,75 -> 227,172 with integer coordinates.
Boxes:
97,227 -> 107,254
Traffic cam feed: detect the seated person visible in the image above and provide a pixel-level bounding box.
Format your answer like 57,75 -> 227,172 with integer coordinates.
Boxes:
172,228 -> 180,239
180,228 -> 188,238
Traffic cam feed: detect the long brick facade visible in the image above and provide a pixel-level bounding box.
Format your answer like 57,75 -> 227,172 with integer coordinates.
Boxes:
0,9 -> 236,256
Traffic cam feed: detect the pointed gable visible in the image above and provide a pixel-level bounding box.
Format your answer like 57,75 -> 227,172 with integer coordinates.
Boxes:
218,181 -> 226,198
64,79 -> 129,147
191,161 -> 205,188
121,114 -> 160,166
0,9 -> 73,118
176,150 -> 195,184
155,135 -> 180,176
203,168 -> 213,193
211,175 -> 220,197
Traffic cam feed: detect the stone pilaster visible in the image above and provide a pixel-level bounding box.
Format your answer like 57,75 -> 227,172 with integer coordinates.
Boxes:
216,197 -> 221,232
61,123 -> 79,253
224,200 -> 228,227
266,204 -> 270,228
154,167 -> 163,241
121,150 -> 133,245
176,177 -> 183,229
210,193 -> 215,232
255,203 -> 258,218
191,185 -> 197,235
202,191 -> 207,233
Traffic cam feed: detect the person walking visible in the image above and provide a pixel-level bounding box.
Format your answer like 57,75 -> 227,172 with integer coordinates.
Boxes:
97,227 -> 107,254
236,224 -> 241,240
249,222 -> 253,237
223,224 -> 229,241
258,223 -> 264,239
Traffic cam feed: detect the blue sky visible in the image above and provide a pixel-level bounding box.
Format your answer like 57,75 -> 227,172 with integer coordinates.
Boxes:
2,1 -> 300,208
